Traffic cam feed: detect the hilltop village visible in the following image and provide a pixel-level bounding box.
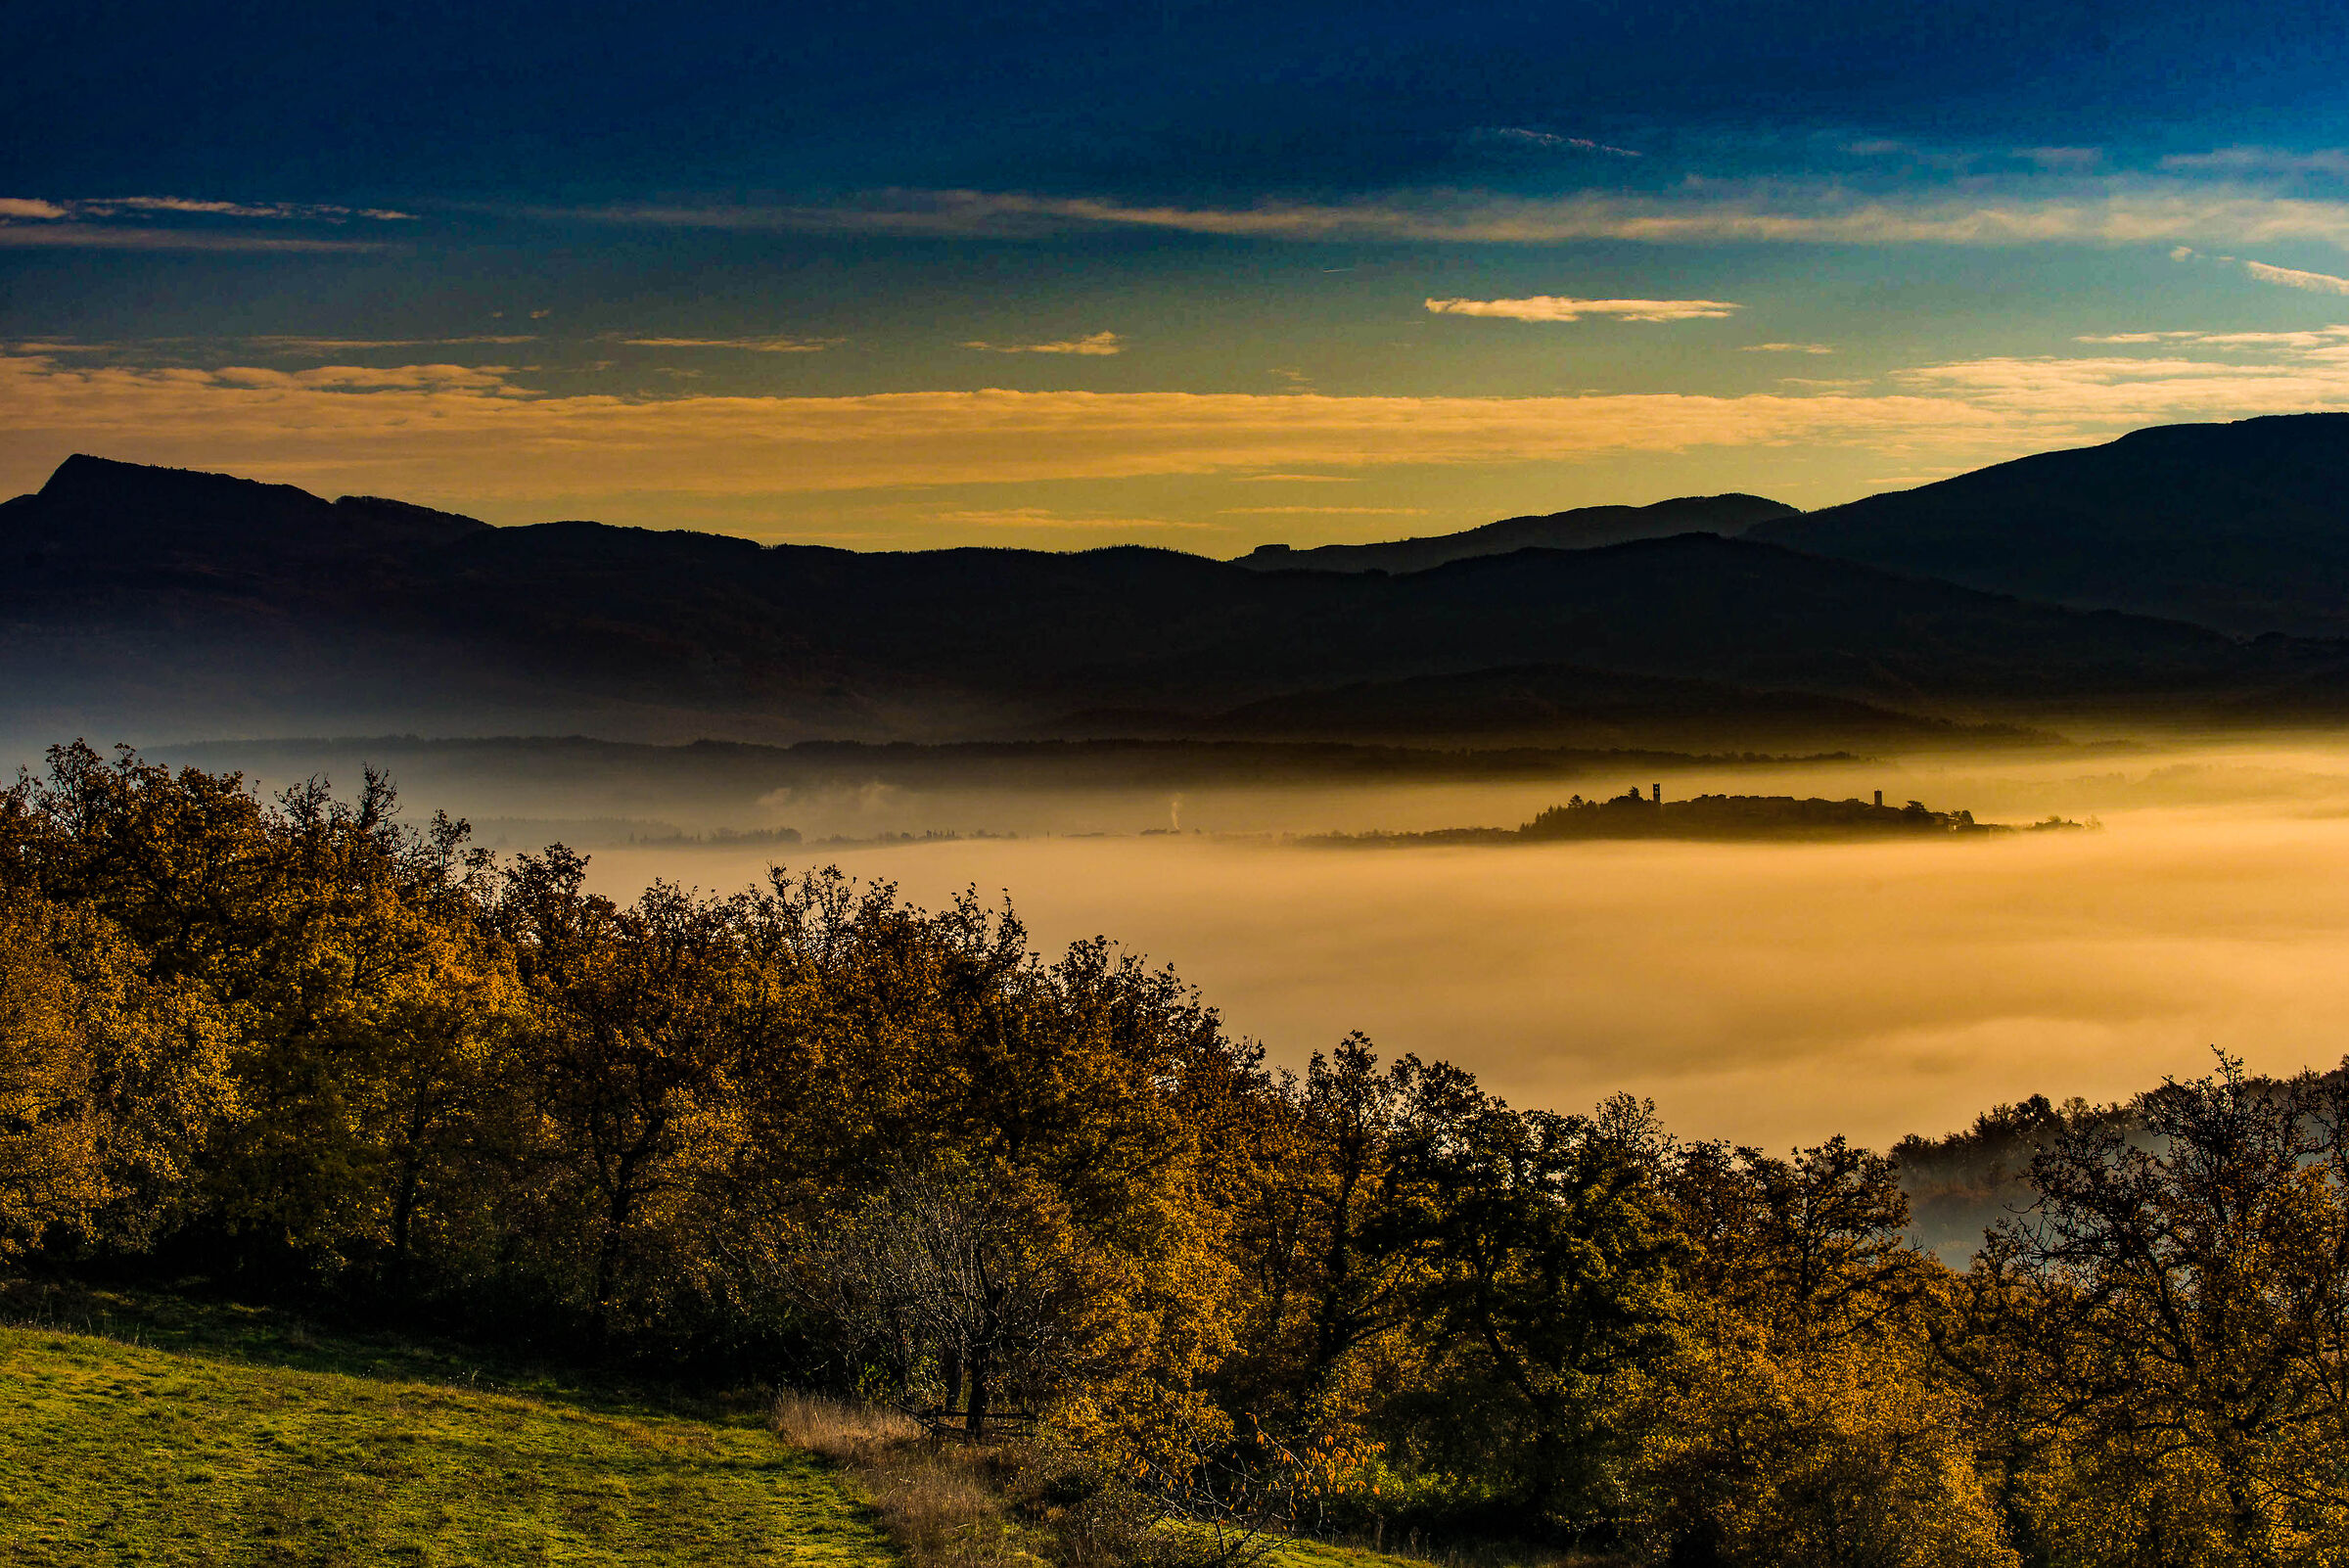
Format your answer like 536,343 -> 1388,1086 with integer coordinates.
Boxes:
1309,787 -> 2089,846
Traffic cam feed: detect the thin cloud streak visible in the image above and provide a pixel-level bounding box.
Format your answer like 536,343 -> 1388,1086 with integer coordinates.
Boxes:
1894,354 -> 2349,418
619,335 -> 840,352
2242,259 -> 2349,295
0,226 -> 388,253
1426,296 -> 1740,322
1468,128 -> 1642,158
89,196 -> 416,221
0,194 -> 414,252
962,331 -> 1124,354
555,181 -> 2349,249
250,335 -> 537,353
2075,326 -> 2349,348
2161,147 -> 2349,177
930,507 -> 1223,530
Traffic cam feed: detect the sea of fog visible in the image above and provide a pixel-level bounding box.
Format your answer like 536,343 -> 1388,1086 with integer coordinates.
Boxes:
547,739 -> 2349,1152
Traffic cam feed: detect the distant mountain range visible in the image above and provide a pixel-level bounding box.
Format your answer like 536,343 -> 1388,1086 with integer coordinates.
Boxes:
7,416 -> 2349,754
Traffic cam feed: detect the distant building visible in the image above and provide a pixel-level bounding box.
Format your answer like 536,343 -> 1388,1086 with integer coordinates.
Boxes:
1652,782 -> 1662,804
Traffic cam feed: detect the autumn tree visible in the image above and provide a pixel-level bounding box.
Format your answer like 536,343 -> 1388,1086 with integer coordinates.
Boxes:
1227,1036 -> 1424,1426
1668,1136 -> 1934,1350
1385,1057 -> 1686,1527
1983,1054 -> 2349,1564
0,892 -> 236,1258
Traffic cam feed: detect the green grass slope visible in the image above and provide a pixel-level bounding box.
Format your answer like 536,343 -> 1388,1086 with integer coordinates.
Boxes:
0,1298 -> 896,1567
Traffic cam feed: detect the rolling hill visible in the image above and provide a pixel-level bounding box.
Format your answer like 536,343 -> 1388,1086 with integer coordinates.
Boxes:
1070,662 -> 2039,751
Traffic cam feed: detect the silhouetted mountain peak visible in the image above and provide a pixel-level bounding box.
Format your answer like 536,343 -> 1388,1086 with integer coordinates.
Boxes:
41,452 -> 312,512
11,453 -> 488,564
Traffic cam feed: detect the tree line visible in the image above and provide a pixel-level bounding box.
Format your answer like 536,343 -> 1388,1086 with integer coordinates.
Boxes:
3,743 -> 2346,1566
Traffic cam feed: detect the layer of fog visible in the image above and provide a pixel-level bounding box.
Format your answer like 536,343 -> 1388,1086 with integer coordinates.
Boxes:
504,744 -> 2349,847
546,739 -> 2349,1152
60,731 -> 2349,1151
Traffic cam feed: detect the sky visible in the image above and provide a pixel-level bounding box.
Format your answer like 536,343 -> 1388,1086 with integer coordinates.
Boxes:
9,0 -> 2349,551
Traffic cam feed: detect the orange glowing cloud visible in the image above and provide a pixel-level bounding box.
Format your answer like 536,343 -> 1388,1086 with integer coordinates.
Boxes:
6,346 -> 2346,514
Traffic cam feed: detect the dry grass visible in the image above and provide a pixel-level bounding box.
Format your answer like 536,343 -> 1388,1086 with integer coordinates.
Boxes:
764,1394 -> 1579,1568
770,1390 -> 925,1465
771,1393 -> 1030,1568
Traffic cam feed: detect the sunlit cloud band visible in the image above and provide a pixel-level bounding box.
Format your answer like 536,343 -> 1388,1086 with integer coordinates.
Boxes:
5,347 -> 2347,508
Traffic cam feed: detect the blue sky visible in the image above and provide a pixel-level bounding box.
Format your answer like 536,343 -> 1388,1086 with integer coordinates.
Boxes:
8,0 -> 2349,547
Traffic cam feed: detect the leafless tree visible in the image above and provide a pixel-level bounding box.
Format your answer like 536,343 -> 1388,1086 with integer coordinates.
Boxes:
794,1157 -> 1077,1439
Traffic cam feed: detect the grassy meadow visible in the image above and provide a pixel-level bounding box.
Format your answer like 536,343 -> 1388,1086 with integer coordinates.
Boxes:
0,1289 -> 894,1567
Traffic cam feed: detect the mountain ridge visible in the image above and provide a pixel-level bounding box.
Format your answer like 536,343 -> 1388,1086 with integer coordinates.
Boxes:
9,423 -> 2349,749
1232,492 -> 1797,574
1749,413 -> 2349,636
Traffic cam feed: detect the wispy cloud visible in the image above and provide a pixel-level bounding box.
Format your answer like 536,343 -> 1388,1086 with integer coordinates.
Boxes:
2076,326 -> 2349,349
206,363 -> 526,392
2,195 -> 413,223
930,507 -> 1222,530
2161,147 -> 2349,177
249,335 -> 537,354
619,335 -> 840,352
1743,342 -> 1835,353
1467,127 -> 1641,158
2242,259 -> 2349,296
0,226 -> 388,253
1426,296 -> 1740,323
961,331 -> 1124,355
1219,505 -> 1430,515
85,196 -> 416,221
2017,148 -> 2103,172
0,195 -> 413,251
554,181 -> 2349,250
1893,354 -> 2349,418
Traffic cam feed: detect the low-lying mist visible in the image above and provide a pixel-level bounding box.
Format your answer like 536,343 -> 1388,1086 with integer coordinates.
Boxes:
558,738 -> 2349,1151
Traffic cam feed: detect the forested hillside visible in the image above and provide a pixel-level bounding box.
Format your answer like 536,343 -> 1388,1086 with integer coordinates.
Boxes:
7,742 -> 2347,1566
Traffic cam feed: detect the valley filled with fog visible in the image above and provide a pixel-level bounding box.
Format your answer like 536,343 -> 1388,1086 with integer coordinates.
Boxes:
274,734 -> 2349,1151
